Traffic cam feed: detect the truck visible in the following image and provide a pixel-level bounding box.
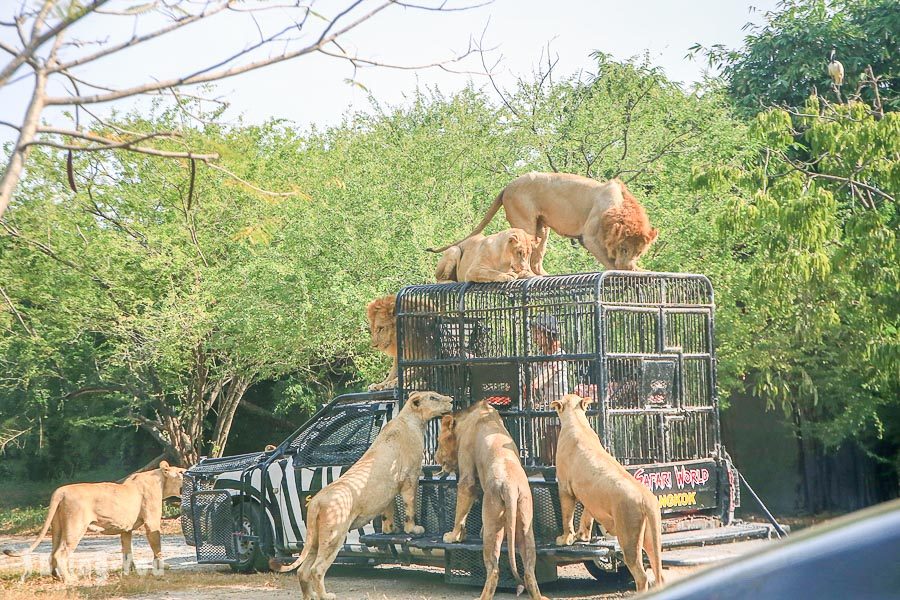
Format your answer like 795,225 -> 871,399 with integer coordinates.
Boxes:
181,271 -> 777,587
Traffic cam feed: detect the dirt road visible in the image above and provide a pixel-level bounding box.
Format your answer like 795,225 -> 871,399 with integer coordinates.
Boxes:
1,532 -> 742,599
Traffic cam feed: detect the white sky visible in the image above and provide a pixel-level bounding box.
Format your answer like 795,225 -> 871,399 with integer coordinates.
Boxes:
0,0 -> 780,147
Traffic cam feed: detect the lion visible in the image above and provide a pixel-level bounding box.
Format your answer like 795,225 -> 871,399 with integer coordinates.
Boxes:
551,394 -> 664,591
430,172 -> 658,275
270,391 -> 454,600
3,461 -> 186,582
366,294 -> 398,391
437,402 -> 549,600
432,228 -> 539,283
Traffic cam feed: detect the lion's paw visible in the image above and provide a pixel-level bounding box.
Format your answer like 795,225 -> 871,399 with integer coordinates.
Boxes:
442,531 -> 463,544
555,533 -> 576,546
406,524 -> 425,536
576,528 -> 592,542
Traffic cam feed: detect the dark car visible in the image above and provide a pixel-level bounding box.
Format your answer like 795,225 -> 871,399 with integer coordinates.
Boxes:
645,498 -> 900,599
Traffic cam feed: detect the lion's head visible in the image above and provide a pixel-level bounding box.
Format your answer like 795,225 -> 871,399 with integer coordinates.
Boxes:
435,414 -> 459,474
506,228 -> 539,277
159,460 -> 186,499
366,295 -> 397,357
599,181 -> 658,270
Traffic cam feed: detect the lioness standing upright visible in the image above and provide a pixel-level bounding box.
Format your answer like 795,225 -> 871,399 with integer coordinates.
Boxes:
551,394 -> 664,591
430,172 -> 658,275
437,401 -> 549,600
271,391 -> 453,600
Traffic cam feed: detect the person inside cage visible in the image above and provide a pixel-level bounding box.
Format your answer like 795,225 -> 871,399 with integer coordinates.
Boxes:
528,315 -> 570,464
529,315 -> 570,405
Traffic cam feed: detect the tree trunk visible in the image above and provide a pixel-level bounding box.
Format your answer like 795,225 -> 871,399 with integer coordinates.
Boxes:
211,376 -> 250,458
0,68 -> 48,217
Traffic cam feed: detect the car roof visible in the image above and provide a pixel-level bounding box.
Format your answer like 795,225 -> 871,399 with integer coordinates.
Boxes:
644,498 -> 900,599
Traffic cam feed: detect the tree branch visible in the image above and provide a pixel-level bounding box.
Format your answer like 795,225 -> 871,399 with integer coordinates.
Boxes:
0,0 -> 111,87
50,2 -> 232,73
44,1 -> 396,106
781,153 -> 896,205
0,284 -> 35,337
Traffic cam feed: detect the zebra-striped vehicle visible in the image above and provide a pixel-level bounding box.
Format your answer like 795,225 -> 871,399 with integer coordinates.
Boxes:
181,271 -> 777,585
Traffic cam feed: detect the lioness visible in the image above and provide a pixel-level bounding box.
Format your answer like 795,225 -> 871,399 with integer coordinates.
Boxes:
431,172 -> 658,275
551,394 -> 663,591
3,461 -> 186,582
270,391 -> 454,600
437,402 -> 548,600
366,294 -> 398,391
433,227 -> 539,283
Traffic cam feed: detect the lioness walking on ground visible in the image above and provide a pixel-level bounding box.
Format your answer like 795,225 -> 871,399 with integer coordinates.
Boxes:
270,391 -> 454,600
436,401 -> 549,600
551,394 -> 664,591
3,461 -> 186,582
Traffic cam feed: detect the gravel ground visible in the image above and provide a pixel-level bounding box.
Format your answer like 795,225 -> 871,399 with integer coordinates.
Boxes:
0,532 -> 733,599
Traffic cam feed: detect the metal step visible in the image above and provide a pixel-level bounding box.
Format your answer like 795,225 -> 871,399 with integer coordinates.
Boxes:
359,521 -> 778,561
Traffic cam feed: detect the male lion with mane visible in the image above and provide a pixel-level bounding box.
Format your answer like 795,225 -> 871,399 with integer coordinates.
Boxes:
270,391 -> 453,600
430,172 -> 658,275
3,461 -> 185,582
366,294 -> 398,391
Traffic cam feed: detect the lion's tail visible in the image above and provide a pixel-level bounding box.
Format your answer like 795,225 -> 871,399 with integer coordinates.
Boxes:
3,489 -> 63,557
643,493 -> 664,587
503,482 -> 524,594
268,500 -> 318,573
427,190 -> 505,253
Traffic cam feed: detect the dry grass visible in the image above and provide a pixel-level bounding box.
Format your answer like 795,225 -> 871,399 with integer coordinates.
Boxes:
1,570 -> 286,599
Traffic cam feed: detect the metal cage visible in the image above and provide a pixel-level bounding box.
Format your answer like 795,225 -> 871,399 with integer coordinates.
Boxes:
395,271 -> 719,469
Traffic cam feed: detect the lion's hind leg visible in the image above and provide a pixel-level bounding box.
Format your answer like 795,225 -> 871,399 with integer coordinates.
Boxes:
434,246 -> 461,283
479,496 -> 504,600
618,516 -> 650,592
532,220 -> 550,276
309,527 -> 344,600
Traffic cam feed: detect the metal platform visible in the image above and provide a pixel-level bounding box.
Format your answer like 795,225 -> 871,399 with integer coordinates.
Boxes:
359,521 -> 777,562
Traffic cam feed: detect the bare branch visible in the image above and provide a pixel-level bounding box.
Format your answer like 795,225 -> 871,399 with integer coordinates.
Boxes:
51,2 -> 232,73
393,0 -> 494,10
26,127 -> 220,160
780,152 -> 896,205
0,0 -> 111,87
317,40 -> 480,74
44,1 -> 397,106
0,284 -> 35,337
203,161 -> 306,198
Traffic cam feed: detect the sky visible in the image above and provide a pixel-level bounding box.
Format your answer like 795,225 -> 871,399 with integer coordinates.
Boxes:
0,0 -> 782,146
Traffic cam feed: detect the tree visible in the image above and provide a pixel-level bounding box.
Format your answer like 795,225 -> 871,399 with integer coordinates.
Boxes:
690,0 -> 899,114
0,56 -> 756,472
692,94 -> 899,492
0,0 -> 480,217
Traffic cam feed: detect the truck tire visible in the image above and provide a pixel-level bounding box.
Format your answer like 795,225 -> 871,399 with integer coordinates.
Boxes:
583,560 -> 635,585
230,502 -> 271,573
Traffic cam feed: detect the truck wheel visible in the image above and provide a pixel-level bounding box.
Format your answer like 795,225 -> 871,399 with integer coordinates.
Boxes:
230,502 -> 271,573
583,560 -> 634,585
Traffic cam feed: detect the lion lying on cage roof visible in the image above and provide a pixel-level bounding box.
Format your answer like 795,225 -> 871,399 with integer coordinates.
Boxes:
430,172 -> 658,275
432,227 -> 540,283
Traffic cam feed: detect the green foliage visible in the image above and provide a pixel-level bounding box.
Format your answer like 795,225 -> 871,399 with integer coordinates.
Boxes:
691,0 -> 900,113
1,46 -> 896,483
693,95 -> 898,466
